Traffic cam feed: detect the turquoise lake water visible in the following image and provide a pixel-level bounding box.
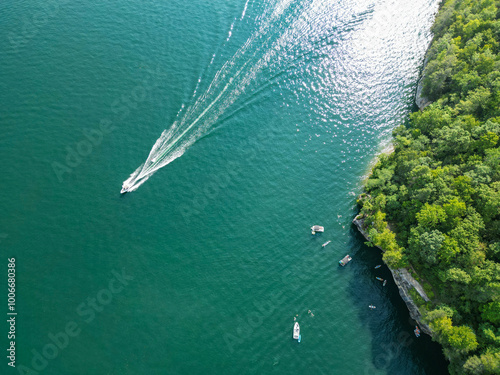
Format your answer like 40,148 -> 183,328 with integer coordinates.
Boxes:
1,0 -> 450,373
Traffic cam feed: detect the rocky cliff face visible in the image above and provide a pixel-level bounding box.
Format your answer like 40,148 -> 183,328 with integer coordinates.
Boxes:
415,55 -> 432,110
353,215 -> 433,336
388,268 -> 433,336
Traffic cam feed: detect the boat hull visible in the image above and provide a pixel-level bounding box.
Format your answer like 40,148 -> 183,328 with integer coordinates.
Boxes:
293,322 -> 300,339
339,255 -> 352,266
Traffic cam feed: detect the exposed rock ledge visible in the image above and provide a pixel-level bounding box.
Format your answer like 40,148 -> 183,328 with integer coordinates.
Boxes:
353,215 -> 433,336
415,55 -> 432,111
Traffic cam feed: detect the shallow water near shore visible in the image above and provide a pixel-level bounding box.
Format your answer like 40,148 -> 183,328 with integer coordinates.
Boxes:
1,0 -> 448,373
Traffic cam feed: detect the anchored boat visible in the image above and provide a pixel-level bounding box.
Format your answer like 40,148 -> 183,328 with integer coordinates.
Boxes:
293,322 -> 300,340
322,240 -> 331,248
311,225 -> 324,235
339,255 -> 352,266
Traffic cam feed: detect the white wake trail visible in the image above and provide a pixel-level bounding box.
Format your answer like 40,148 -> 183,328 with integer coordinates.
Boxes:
121,0 -> 324,193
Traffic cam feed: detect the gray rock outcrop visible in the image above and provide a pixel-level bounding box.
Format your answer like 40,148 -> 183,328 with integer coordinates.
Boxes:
415,55 -> 432,110
353,215 -> 433,336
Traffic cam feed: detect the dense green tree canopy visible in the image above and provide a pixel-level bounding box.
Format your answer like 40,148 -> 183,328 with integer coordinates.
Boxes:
358,0 -> 500,373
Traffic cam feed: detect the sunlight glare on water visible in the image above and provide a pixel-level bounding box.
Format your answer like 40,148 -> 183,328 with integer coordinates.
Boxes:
0,0 -> 450,373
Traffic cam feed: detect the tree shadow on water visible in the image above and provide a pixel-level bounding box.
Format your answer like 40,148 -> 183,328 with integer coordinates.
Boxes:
347,225 -> 449,375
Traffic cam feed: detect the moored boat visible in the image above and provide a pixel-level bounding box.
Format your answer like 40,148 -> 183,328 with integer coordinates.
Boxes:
311,225 -> 324,234
293,322 -> 300,339
339,255 -> 352,266
293,322 -> 300,340
322,240 -> 331,247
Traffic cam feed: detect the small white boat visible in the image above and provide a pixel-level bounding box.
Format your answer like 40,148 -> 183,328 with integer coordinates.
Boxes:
293,322 -> 300,339
339,255 -> 352,266
311,225 -> 324,235
369,305 -> 376,309
322,241 -> 331,248
120,183 -> 131,194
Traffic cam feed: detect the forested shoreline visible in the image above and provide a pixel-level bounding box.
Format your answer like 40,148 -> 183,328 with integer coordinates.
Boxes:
356,0 -> 500,373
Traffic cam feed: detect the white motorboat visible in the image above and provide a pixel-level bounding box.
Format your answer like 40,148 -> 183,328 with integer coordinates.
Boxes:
311,225 -> 324,235
339,255 -> 352,266
120,182 -> 131,194
293,322 -> 300,339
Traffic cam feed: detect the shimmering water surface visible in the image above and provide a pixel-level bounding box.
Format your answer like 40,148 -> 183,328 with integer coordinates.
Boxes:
1,0 -> 448,374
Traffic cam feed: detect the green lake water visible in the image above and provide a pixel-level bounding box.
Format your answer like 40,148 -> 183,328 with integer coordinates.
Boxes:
1,0 -> 449,373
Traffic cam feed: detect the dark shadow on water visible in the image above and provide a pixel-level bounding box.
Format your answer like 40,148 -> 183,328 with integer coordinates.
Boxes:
347,224 -> 449,375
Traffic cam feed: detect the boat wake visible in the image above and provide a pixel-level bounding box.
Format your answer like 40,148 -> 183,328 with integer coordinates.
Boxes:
121,0 -> 350,193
